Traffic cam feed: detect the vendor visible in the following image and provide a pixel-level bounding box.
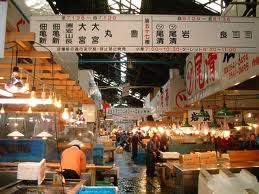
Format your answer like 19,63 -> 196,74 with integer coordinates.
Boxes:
245,133 -> 258,150
60,144 -> 86,179
146,134 -> 159,178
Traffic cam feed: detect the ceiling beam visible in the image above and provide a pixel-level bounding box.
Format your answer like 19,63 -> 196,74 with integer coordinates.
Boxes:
0,72 -> 69,79
6,32 -> 35,42
4,50 -> 51,59
0,63 -> 62,71
0,79 -> 76,86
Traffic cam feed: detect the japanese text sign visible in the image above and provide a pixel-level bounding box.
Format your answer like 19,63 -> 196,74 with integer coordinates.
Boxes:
0,0 -> 7,58
186,53 -> 220,98
30,15 -> 259,53
106,108 -> 151,117
220,53 -> 259,85
188,109 -> 213,123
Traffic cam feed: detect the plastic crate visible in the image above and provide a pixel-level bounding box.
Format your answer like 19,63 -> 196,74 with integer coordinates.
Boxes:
77,186 -> 117,194
136,152 -> 145,164
93,144 -> 104,165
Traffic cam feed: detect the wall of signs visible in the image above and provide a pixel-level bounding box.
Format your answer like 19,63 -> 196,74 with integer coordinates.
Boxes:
0,0 -> 7,58
30,15 -> 259,53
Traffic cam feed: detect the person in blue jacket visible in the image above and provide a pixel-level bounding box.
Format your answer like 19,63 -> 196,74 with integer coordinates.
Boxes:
146,134 -> 159,178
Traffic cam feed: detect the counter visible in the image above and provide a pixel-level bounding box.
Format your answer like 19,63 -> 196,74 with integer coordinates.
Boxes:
164,160 -> 259,194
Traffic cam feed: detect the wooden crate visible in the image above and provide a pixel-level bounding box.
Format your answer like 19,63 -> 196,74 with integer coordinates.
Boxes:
179,153 -> 200,165
229,150 -> 259,162
199,151 -> 217,164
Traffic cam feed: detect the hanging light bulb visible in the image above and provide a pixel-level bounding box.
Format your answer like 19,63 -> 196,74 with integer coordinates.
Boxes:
24,74 -> 30,93
48,90 -> 53,104
56,97 -> 62,108
0,104 -> 5,114
28,106 -> 32,114
62,104 -> 69,120
41,84 -> 46,103
30,86 -> 37,107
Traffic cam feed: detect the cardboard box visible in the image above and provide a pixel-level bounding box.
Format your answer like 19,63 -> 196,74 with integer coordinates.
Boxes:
199,151 -> 217,164
179,153 -> 200,165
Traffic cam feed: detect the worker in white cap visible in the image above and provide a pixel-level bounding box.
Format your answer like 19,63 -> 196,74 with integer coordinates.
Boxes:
60,144 -> 86,179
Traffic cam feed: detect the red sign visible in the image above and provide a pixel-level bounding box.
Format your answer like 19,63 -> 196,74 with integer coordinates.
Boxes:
186,53 -> 219,97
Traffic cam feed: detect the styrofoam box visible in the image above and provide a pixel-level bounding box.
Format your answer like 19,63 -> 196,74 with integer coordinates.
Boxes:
160,151 -> 180,159
198,169 -> 259,194
17,159 -> 46,185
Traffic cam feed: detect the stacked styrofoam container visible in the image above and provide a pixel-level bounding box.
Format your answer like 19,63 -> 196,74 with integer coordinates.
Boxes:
160,151 -> 180,159
17,159 -> 46,185
198,169 -> 259,194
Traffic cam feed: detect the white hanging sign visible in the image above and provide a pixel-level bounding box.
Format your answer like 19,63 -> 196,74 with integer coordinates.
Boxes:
186,52 -> 221,98
106,108 -> 151,117
188,109 -> 213,123
30,15 -> 259,53
0,0 -> 7,58
220,53 -> 259,87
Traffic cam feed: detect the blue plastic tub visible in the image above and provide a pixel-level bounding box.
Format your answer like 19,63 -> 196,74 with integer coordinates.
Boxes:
77,186 -> 117,194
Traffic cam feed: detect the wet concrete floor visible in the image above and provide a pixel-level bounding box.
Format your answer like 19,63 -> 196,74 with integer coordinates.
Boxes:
114,152 -> 175,194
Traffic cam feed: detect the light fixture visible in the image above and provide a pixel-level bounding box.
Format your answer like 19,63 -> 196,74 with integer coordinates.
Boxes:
234,113 -> 249,130
30,86 -> 37,107
250,75 -> 256,79
222,129 -> 230,138
0,89 -> 13,97
24,74 -> 30,93
36,131 -> 53,140
247,112 -> 252,118
8,117 -> 24,120
0,98 -> 52,105
28,106 -> 32,114
0,104 -> 5,114
5,66 -> 25,93
7,131 -> 24,139
41,84 -> 46,102
216,96 -> 234,118
195,101 -> 210,119
62,104 -> 69,120
181,112 -> 193,134
234,82 -> 240,86
210,117 -> 220,129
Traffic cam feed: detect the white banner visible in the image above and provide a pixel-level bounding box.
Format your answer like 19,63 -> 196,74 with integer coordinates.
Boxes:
220,53 -> 259,87
188,109 -> 213,123
30,15 -> 259,53
106,108 -> 151,116
0,0 -> 7,58
186,52 -> 220,99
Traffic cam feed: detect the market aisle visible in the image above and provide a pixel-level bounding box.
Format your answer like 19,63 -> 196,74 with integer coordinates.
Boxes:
114,152 -> 175,194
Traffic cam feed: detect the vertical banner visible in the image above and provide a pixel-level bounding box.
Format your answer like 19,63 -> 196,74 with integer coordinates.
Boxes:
186,52 -> 220,99
0,0 -> 7,58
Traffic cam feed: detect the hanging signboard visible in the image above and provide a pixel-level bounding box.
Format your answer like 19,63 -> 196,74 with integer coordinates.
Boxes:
106,108 -> 151,116
188,109 -> 213,123
186,52 -> 220,98
186,52 -> 259,103
220,53 -> 259,87
0,0 -> 7,58
30,15 -> 259,53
